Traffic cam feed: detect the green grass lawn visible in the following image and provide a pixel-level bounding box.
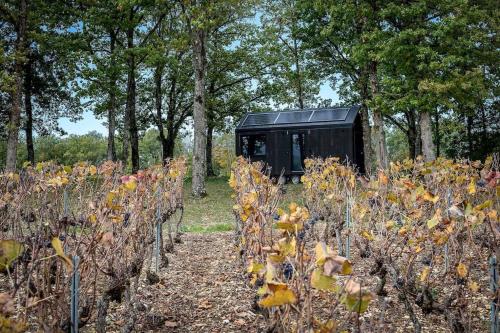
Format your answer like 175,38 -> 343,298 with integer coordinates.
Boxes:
181,177 -> 303,233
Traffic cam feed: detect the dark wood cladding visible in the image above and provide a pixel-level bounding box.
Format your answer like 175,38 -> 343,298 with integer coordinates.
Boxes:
235,106 -> 365,176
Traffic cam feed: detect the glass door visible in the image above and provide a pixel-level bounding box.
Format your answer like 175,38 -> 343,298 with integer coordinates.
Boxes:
291,133 -> 305,172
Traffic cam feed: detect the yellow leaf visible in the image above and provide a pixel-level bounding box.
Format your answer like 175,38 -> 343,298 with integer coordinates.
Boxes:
456,263 -> 468,278
315,319 -> 337,333
266,282 -> 288,293
360,230 -> 374,241
124,179 -> 137,191
311,269 -> 337,292
423,191 -> 439,204
468,281 -> 479,292
0,240 -> 24,272
247,260 -> 265,274
89,165 -> 97,176
385,220 -> 396,230
258,289 -> 296,308
289,202 -> 298,213
315,242 -> 335,266
278,237 -> 296,257
420,266 -> 430,282
468,179 -> 476,195
51,237 -> 73,270
427,209 -> 442,229
474,200 -> 492,211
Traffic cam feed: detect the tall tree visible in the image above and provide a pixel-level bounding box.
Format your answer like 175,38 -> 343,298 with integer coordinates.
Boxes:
2,0 -> 27,171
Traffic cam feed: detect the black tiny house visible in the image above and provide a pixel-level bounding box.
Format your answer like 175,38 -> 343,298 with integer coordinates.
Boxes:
235,106 -> 365,179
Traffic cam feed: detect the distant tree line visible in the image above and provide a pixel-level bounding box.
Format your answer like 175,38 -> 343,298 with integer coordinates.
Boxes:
1,0 -> 498,196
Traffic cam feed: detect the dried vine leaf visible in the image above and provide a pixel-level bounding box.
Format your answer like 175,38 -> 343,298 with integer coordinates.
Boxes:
341,280 -> 373,314
51,237 -> 73,270
311,269 -> 337,292
0,240 -> 24,272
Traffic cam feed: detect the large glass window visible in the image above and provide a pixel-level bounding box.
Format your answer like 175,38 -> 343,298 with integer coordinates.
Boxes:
291,133 -> 305,171
241,135 -> 266,158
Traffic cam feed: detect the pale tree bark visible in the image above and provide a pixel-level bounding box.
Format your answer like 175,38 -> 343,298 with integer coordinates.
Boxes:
360,104 -> 373,173
419,111 -> 436,161
5,0 -> 27,171
191,27 -> 207,197
369,61 -> 388,169
358,70 -> 373,173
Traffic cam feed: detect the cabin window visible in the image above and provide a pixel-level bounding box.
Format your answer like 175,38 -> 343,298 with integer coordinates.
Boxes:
241,135 -> 266,158
291,133 -> 305,172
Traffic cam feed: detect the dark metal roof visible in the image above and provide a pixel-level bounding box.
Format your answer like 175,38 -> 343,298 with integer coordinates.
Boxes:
236,106 -> 360,130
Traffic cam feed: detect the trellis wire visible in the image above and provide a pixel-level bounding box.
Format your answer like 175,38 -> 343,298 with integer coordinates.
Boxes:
490,255 -> 499,333
70,255 -> 80,333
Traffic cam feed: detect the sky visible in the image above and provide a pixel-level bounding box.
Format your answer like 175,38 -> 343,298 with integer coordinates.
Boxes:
58,83 -> 340,136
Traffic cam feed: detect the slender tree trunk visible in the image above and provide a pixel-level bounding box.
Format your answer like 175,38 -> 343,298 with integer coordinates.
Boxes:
420,111 -> 436,161
6,0 -> 27,171
126,20 -> 139,173
191,27 -> 208,197
164,73 -> 178,159
369,61 -> 388,169
405,111 -> 417,159
154,65 -> 168,164
24,58 -> 34,165
107,30 -> 117,161
415,112 -> 422,157
358,71 -> 373,173
206,124 -> 214,176
165,107 -> 176,158
466,114 -> 473,158
293,37 -> 304,109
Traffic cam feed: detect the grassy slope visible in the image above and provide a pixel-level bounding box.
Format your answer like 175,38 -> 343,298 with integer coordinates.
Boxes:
181,177 -> 303,233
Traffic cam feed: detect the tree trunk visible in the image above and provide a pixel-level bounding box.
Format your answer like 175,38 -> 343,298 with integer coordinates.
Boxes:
5,0 -> 27,171
369,61 -> 388,169
466,114 -> 473,158
358,71 -> 373,173
293,37 -> 304,109
164,73 -> 178,159
434,110 -> 440,157
206,124 -> 214,176
420,111 -> 436,161
107,30 -> 117,161
154,65 -> 168,164
126,20 -> 139,173
164,106 -> 176,159
191,27 -> 207,197
24,58 -> 34,165
405,110 -> 417,159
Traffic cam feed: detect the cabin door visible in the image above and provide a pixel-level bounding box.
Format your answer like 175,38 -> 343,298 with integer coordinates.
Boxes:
291,132 -> 305,172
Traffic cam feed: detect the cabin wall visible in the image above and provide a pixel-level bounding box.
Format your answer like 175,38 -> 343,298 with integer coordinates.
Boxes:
236,125 -> 359,177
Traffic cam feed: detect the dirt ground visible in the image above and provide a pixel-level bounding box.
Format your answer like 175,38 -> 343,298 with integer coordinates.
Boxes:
101,232 -> 268,333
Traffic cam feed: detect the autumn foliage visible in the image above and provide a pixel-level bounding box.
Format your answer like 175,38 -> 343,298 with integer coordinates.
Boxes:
231,155 -> 499,332
0,158 -> 186,332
